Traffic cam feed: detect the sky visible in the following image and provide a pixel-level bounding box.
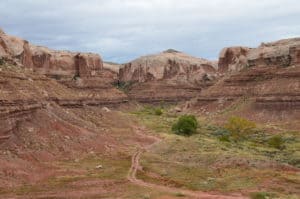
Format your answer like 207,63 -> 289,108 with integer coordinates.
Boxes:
0,0 -> 300,63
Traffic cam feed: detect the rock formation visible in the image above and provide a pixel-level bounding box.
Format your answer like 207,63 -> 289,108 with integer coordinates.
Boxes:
0,29 -> 128,144
119,49 -> 218,102
189,37 -> 300,123
218,47 -> 250,73
247,38 -> 300,68
0,29 -> 103,78
218,38 -> 300,73
120,49 -> 217,84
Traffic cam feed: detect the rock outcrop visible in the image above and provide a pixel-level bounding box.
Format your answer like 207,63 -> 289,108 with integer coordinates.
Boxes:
120,49 -> 217,84
190,38 -> 300,123
0,30 -> 103,78
218,47 -> 250,73
218,38 -> 300,73
0,29 -> 128,143
119,49 -> 218,102
0,67 -> 127,145
247,38 -> 300,68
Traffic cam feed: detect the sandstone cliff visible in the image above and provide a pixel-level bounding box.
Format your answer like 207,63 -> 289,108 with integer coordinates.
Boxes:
118,49 -> 217,102
218,37 -> 300,73
120,49 -> 217,84
189,38 -> 300,125
0,30 -> 103,78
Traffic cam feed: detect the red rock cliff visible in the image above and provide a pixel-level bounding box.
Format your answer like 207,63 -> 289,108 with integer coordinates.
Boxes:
218,38 -> 300,73
0,29 -> 103,77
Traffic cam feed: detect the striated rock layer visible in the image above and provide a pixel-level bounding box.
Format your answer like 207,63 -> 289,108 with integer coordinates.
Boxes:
189,38 -> 300,124
0,67 -> 127,144
119,49 -> 218,103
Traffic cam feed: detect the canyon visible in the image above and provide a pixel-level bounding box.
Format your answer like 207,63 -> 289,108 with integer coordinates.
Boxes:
0,29 -> 299,198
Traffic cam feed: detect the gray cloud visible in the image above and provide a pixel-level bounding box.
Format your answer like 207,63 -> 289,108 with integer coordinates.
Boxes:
1,0 -> 300,63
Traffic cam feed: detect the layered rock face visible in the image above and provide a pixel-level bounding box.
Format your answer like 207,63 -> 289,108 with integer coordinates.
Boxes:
190,38 -> 300,123
120,49 -> 217,83
119,49 -> 217,102
218,38 -> 300,73
0,29 -> 128,147
0,30 -> 103,78
247,38 -> 300,68
0,67 -> 127,144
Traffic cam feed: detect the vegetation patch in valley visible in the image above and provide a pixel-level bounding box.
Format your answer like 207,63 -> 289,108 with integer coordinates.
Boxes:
130,105 -> 300,198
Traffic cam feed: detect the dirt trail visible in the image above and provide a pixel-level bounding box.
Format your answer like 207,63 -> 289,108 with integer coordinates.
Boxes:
127,127 -> 247,199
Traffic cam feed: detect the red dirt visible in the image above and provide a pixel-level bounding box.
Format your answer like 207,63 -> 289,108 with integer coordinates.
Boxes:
127,128 -> 247,199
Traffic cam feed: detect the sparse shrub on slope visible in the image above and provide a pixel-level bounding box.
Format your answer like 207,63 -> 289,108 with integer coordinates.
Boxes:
0,57 -> 4,65
268,135 -> 285,149
250,192 -> 274,199
172,115 -> 198,136
113,81 -> 134,93
154,108 -> 163,116
224,116 -> 256,140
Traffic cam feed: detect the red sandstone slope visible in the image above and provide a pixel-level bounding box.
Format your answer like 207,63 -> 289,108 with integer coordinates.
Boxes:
119,49 -> 218,102
0,66 -> 132,191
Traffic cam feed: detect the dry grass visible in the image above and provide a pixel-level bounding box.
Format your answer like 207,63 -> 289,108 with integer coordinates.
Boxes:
130,105 -> 300,198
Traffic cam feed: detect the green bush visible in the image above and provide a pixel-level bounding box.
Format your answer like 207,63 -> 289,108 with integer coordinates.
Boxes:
268,135 -> 285,149
250,192 -> 273,199
224,116 -> 256,140
154,108 -> 163,116
172,115 -> 198,136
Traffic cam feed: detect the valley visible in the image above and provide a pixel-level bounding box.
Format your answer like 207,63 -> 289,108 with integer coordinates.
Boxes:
0,28 -> 299,199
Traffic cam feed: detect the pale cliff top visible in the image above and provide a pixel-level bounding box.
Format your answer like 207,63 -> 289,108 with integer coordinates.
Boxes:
126,49 -> 213,66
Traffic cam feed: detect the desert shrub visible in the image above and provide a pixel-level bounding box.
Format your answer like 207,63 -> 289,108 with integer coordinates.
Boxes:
268,135 -> 285,149
224,116 -> 256,140
250,192 -> 273,199
172,115 -> 198,136
113,81 -> 134,93
212,128 -> 231,142
138,106 -> 164,116
0,58 -> 4,65
219,134 -> 231,142
154,108 -> 163,116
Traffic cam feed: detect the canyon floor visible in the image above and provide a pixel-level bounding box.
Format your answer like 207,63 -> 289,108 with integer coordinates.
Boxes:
0,93 -> 299,198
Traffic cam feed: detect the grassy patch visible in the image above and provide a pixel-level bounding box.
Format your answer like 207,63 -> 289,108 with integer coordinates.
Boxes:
131,105 -> 177,135
129,105 -> 300,196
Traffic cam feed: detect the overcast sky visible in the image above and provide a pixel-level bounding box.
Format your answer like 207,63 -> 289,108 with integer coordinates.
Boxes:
1,0 -> 300,63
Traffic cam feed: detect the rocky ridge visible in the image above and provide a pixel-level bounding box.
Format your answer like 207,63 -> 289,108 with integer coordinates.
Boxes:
119,49 -> 218,102
0,29 -> 102,78
189,38 -> 300,124
218,38 -> 300,73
